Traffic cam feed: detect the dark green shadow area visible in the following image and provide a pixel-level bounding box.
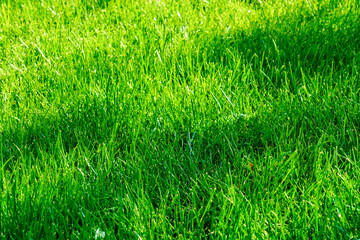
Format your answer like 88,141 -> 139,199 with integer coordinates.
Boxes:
191,2 -> 360,91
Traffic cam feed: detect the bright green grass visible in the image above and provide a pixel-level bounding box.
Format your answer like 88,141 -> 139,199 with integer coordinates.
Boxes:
1,0 -> 360,239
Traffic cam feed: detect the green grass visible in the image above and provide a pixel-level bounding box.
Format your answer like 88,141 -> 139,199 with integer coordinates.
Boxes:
1,0 -> 360,239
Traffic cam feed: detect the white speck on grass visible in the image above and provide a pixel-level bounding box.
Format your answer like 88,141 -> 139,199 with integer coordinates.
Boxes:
95,229 -> 105,239
134,231 -> 142,240
156,50 -> 162,63
177,11 -> 182,20
19,38 -> 29,48
85,157 -> 97,178
225,26 -> 231,34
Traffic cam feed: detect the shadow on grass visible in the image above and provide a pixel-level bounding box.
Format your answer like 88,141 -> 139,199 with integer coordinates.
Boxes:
1,84 -> 359,168
191,2 -> 360,89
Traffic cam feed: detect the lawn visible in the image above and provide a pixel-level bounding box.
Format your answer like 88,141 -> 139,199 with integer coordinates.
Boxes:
1,0 -> 360,239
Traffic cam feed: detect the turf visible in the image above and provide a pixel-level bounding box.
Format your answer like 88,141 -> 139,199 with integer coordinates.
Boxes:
1,0 -> 360,239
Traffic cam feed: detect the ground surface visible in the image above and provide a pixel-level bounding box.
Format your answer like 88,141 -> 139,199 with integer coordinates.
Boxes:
1,0 -> 360,239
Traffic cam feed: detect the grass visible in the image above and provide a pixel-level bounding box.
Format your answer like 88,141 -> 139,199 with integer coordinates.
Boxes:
1,0 -> 360,238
